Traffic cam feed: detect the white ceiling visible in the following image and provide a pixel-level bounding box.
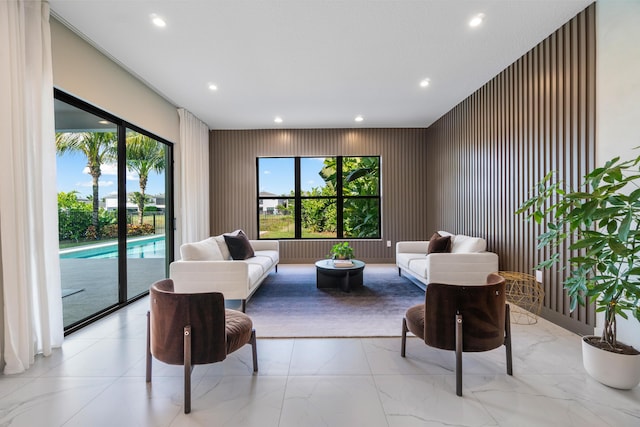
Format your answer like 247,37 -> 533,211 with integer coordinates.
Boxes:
49,0 -> 592,130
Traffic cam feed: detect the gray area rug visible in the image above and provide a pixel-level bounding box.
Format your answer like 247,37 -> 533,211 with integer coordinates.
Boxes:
245,264 -> 425,338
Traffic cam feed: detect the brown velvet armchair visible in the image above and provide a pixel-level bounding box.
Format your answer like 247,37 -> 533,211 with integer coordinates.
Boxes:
146,278 -> 258,413
401,273 -> 512,396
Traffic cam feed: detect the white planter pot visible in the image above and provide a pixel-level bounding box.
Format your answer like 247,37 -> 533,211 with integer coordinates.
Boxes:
582,336 -> 640,389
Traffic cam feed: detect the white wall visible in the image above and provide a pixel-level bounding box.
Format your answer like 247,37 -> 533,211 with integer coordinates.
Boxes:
50,17 -> 179,143
596,0 -> 640,349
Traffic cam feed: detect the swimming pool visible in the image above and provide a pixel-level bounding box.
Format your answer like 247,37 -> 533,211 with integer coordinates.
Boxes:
60,235 -> 166,259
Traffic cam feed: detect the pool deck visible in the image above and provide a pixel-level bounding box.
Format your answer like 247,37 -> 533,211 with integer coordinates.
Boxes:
60,256 -> 166,327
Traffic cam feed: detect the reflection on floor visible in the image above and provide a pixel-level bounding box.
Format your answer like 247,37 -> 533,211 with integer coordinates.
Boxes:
1,294 -> 639,426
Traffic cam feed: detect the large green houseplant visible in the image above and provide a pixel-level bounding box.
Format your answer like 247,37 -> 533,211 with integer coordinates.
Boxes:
516,153 -> 640,387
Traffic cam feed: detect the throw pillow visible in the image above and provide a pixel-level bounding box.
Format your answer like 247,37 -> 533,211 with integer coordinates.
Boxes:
428,232 -> 452,254
223,229 -> 255,260
180,237 -> 223,260
451,234 -> 486,253
213,235 -> 232,260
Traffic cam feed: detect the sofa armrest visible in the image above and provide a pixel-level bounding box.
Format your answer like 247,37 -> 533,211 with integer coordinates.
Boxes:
169,260 -> 251,299
249,239 -> 279,252
426,252 -> 499,285
396,241 -> 428,254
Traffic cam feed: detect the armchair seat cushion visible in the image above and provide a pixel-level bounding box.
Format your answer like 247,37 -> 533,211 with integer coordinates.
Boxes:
225,309 -> 254,354
405,304 -> 425,339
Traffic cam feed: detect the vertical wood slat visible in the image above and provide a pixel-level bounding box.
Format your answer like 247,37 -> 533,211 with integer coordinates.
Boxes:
424,5 -> 595,334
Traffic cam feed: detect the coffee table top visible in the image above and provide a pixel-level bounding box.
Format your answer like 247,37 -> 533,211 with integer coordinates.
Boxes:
315,259 -> 365,271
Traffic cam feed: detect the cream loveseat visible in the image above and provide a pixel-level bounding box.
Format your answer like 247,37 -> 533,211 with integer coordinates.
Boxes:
169,230 -> 279,311
396,231 -> 498,289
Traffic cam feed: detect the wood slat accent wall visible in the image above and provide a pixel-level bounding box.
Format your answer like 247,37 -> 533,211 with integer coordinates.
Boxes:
425,4 -> 596,333
209,128 -> 429,263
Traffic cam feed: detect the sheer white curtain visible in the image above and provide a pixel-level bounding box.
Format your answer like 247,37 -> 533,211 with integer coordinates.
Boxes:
176,109 -> 210,251
0,0 -> 64,374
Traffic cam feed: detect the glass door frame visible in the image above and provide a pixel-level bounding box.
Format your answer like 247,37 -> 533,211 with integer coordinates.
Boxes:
55,89 -> 175,335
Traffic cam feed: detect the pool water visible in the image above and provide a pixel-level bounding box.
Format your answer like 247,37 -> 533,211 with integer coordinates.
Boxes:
60,236 -> 166,259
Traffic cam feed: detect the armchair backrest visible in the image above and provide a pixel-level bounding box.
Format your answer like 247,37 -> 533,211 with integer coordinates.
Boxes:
149,279 -> 227,365
424,273 -> 506,352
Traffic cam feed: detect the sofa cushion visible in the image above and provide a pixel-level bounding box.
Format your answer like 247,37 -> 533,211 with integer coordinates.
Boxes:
428,232 -> 452,254
244,254 -> 273,275
180,237 -> 223,261
451,234 -> 486,253
254,249 -> 279,264
408,257 -> 428,279
213,235 -> 232,260
224,230 -> 256,260
396,252 -> 424,271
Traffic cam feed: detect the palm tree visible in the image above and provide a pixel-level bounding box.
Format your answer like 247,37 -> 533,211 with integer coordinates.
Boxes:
56,131 -> 117,233
126,133 -> 166,225
128,192 -> 152,226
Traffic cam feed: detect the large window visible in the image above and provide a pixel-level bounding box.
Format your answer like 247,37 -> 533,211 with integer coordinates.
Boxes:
258,156 -> 380,239
55,90 -> 173,333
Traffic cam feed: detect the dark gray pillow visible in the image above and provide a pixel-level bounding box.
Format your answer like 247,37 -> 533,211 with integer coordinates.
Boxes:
428,232 -> 452,254
223,230 -> 255,260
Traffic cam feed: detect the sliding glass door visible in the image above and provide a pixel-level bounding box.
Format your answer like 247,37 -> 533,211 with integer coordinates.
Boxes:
125,129 -> 168,299
56,100 -> 120,327
55,91 -> 173,331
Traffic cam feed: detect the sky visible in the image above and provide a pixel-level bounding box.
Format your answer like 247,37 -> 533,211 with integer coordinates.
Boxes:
259,157 -> 329,195
56,152 -> 165,199
57,154 -> 324,200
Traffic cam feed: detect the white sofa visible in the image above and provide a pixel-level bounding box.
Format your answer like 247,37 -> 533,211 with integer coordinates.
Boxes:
169,233 -> 279,311
396,231 -> 498,288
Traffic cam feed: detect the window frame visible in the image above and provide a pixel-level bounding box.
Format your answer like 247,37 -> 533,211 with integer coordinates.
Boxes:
257,156 -> 381,240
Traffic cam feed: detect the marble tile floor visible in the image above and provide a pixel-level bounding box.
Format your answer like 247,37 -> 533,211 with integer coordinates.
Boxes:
1,297 -> 639,427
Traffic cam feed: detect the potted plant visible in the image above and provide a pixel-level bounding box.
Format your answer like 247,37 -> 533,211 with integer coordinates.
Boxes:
516,153 -> 640,389
328,241 -> 354,260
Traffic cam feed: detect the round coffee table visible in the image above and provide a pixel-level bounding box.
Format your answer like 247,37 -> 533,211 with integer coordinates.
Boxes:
315,259 -> 365,292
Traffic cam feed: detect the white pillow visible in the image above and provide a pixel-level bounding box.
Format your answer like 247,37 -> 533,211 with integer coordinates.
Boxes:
180,237 -> 223,260
451,234 -> 486,253
214,234 -> 232,260
437,230 -> 454,237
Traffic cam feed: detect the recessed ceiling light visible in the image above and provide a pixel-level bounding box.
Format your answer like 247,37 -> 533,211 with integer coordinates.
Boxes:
150,13 -> 166,28
98,120 -> 109,125
469,13 -> 485,28
274,116 -> 283,124
208,83 -> 218,91
419,78 -> 430,88
355,115 -> 364,122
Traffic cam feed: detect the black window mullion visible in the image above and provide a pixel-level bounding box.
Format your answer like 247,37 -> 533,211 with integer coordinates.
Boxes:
117,125 -> 128,304
336,156 -> 344,238
294,157 -> 302,239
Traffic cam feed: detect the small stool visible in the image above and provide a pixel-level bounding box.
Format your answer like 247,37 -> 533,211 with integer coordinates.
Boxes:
497,271 -> 544,324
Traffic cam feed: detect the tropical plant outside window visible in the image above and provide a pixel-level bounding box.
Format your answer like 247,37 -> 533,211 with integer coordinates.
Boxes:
258,156 -> 380,239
